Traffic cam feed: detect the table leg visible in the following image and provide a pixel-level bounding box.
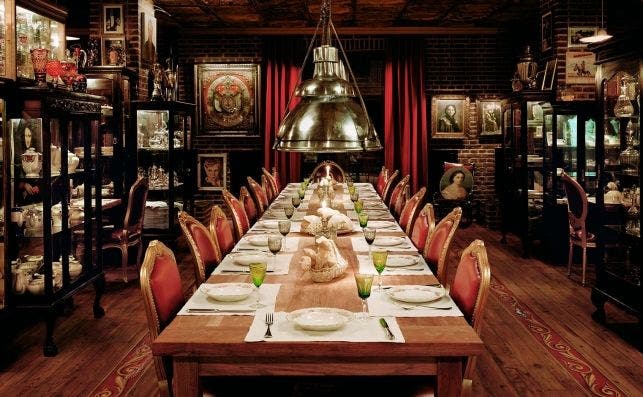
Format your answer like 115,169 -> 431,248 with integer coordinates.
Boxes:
437,357 -> 463,397
173,357 -> 199,397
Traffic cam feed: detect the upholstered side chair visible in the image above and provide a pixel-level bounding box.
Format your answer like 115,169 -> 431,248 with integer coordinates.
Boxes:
262,174 -> 276,203
102,177 -> 149,282
209,205 -> 235,260
375,166 -> 389,197
393,184 -> 411,219
399,187 -> 427,234
422,206 -> 462,284
178,211 -> 220,288
239,185 -> 258,225
222,189 -> 250,241
387,174 -> 410,212
309,160 -> 346,183
381,169 -> 400,206
247,176 -> 269,215
262,167 -> 279,198
410,203 -> 436,251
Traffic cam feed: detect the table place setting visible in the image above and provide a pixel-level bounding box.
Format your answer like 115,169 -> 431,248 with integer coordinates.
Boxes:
356,254 -> 432,275
212,252 -> 292,275
178,283 -> 281,316
367,220 -> 402,231
351,236 -> 418,253
244,309 -> 404,342
367,288 -> 463,318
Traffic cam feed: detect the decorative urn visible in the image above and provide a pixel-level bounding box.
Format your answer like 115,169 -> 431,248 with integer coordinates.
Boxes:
21,148 -> 42,177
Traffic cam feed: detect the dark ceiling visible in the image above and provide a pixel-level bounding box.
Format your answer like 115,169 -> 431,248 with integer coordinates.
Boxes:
151,0 -> 540,30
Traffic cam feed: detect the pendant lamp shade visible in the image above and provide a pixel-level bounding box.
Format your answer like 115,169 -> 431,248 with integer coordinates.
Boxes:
579,0 -> 612,44
273,0 -> 382,152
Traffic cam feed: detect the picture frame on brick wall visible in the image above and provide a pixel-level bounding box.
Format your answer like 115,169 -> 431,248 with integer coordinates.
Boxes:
103,5 -> 124,35
431,95 -> 469,139
565,51 -> 596,85
477,99 -> 503,136
195,63 -> 261,136
541,12 -> 553,52
568,27 -> 597,47
102,37 -> 126,67
197,153 -> 227,191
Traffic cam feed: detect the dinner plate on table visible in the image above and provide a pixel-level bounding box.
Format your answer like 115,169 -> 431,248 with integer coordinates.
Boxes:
231,253 -> 270,266
287,307 -> 354,331
386,285 -> 446,303
200,283 -> 254,302
246,235 -> 269,246
373,236 -> 407,247
257,220 -> 279,229
367,221 -> 398,229
386,255 -> 420,267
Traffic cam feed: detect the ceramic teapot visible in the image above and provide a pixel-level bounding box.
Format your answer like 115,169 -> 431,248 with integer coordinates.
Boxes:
21,148 -> 42,177
67,150 -> 80,173
24,207 -> 43,230
51,145 -> 62,175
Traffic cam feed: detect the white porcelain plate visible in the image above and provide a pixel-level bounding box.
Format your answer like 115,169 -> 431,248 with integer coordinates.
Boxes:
386,255 -> 420,268
373,237 -> 406,246
258,220 -> 279,229
246,235 -> 269,246
386,285 -> 445,303
200,283 -> 254,302
232,253 -> 270,266
368,221 -> 397,229
287,307 -> 355,331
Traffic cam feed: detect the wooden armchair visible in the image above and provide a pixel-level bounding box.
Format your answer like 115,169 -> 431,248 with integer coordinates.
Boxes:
309,160 -> 346,183
209,205 -> 235,260
247,176 -> 269,215
262,167 -> 280,198
422,206 -> 462,284
222,189 -> 250,241
410,203 -> 436,251
239,186 -> 258,225
399,187 -> 427,234
375,166 -> 389,197
387,174 -> 410,212
381,169 -> 400,205
178,211 -> 220,288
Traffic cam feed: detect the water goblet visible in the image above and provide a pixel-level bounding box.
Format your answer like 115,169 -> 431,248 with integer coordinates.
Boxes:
354,273 -> 374,320
350,190 -> 359,202
371,250 -> 388,290
278,220 -> 291,249
354,199 -> 364,214
358,212 -> 369,228
284,204 -> 295,220
249,261 -> 267,308
298,187 -> 306,200
363,228 -> 376,250
291,195 -> 301,208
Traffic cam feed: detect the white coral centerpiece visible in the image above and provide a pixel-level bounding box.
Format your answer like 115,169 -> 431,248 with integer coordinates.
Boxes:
298,236 -> 348,282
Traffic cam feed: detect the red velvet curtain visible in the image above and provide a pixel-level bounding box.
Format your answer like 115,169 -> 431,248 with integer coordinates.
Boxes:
384,39 -> 429,193
263,39 -> 302,184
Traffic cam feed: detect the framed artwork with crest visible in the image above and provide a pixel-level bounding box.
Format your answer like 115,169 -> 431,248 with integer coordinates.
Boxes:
194,63 -> 261,136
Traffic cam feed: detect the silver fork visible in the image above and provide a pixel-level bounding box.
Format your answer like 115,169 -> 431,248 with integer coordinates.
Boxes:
264,312 -> 273,338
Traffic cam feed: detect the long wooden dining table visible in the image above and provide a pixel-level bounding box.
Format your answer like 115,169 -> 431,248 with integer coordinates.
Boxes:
152,182 -> 485,397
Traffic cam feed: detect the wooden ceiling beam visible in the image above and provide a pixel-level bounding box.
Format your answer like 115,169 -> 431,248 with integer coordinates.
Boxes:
178,25 -> 499,36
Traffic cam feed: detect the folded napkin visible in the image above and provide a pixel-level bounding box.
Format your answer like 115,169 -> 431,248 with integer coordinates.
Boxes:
356,255 -> 432,276
301,210 -> 354,235
367,289 -> 463,318
213,253 -> 292,275
245,310 -> 404,342
179,284 -> 281,316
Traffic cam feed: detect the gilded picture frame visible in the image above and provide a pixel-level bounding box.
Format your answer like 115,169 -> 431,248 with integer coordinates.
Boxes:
477,99 -> 502,136
103,5 -> 124,35
194,63 -> 261,136
197,153 -> 227,191
102,37 -> 126,67
431,95 -> 469,139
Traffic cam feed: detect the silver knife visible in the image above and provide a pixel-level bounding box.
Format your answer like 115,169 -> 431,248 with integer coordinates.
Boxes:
187,308 -> 255,313
379,318 -> 395,340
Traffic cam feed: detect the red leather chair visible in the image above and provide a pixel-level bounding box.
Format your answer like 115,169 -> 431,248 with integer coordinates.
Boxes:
309,160 -> 346,183
381,169 -> 399,206
239,185 -> 258,225
140,240 -> 185,397
247,176 -> 269,215
387,174 -> 410,212
393,184 -> 410,219
222,189 -> 250,241
262,174 -> 276,203
410,203 -> 436,251
102,177 -> 149,283
262,167 -> 279,199
422,206 -> 462,284
375,166 -> 389,197
399,187 -> 427,234
178,211 -> 220,287
209,205 -> 235,260
561,172 -> 596,286
271,166 -> 282,193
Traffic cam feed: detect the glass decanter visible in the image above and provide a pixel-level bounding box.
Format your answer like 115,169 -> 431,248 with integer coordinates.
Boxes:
619,122 -> 639,175
613,77 -> 635,118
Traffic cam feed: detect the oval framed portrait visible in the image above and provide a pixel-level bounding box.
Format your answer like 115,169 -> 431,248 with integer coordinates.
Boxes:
439,166 -> 473,200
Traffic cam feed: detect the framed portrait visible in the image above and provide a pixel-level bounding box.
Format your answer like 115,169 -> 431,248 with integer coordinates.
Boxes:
541,59 -> 558,90
140,12 -> 157,63
102,37 -> 126,66
565,51 -> 596,84
439,165 -> 474,201
568,27 -> 597,47
197,153 -> 227,191
431,95 -> 469,139
195,63 -> 261,136
477,100 -> 502,136
541,12 -> 553,52
103,5 -> 124,35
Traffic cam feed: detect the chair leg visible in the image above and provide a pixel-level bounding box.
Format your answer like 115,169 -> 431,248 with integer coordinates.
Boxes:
581,246 -> 587,287
135,241 -> 144,274
567,240 -> 573,277
121,244 -> 129,283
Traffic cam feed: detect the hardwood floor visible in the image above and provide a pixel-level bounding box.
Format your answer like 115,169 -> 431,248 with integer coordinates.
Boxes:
0,225 -> 640,397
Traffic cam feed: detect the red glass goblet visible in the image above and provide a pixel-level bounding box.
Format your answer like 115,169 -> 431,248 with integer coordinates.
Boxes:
46,59 -> 62,87
30,48 -> 49,87
60,61 -> 78,90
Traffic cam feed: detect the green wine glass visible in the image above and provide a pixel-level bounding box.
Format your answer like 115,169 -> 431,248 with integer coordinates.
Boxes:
298,187 -> 306,200
348,185 -> 356,197
354,199 -> 363,214
358,212 -> 369,228
249,261 -> 267,308
371,250 -> 388,290
354,273 -> 374,320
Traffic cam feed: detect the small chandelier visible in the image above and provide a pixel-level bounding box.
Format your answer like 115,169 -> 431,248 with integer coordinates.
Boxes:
273,0 -> 382,152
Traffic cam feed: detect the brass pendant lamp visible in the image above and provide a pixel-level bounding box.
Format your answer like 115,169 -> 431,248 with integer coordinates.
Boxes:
273,0 -> 382,152
579,0 -> 612,44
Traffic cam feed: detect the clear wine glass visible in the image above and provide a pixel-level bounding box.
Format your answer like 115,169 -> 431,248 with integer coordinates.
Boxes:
354,273 -> 374,320
249,261 -> 267,308
371,250 -> 388,290
363,227 -> 376,249
284,204 -> 295,219
291,195 -> 301,208
278,220 -> 291,250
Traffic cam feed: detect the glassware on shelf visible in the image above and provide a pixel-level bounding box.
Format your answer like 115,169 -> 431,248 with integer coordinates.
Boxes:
619,123 -> 640,176
613,77 -> 635,118
30,48 -> 49,87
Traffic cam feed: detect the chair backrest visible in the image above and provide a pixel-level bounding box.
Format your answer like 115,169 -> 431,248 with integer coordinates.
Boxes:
393,184 -> 410,219
247,176 -> 269,214
239,185 -> 258,225
309,160 -> 346,183
261,174 -> 276,203
222,189 -> 250,241
376,166 -> 388,196
561,172 -> 588,236
422,206 -> 462,283
209,205 -> 235,260
262,167 -> 279,198
388,174 -> 410,211
381,169 -> 400,205
410,203 -> 436,250
271,166 -> 282,193
178,211 -> 220,287
139,240 -> 185,391
450,239 -> 491,379
124,177 -> 149,233
399,187 -> 426,234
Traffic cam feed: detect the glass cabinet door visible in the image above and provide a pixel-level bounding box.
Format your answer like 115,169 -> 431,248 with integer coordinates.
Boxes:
15,5 -> 65,80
